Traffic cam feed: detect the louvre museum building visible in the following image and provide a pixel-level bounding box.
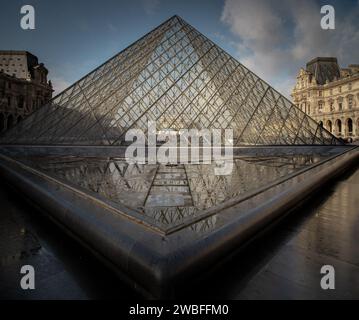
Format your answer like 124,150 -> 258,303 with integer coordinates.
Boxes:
0,16 -> 358,299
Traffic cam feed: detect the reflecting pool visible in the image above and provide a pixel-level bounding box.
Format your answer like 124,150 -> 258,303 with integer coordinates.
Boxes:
16,153 -> 330,228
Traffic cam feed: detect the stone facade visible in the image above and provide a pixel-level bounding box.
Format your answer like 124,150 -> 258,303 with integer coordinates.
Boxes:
0,51 -> 53,132
292,57 -> 359,141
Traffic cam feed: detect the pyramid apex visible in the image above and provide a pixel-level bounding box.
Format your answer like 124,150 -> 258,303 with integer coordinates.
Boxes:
171,15 -> 186,21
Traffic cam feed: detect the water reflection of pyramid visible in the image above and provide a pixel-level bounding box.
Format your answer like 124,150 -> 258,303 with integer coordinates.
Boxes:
0,15 -> 341,145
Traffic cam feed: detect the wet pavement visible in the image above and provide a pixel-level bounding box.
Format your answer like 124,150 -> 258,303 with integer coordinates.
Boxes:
0,183 -> 139,299
0,164 -> 358,299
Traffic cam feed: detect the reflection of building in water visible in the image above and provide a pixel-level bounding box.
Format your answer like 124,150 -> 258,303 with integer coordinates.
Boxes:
292,57 -> 359,141
0,51 -> 53,133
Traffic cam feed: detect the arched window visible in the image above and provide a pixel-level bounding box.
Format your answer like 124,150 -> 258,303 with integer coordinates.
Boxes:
318,121 -> 324,127
18,96 -> 24,109
336,119 -> 342,135
326,120 -> 332,133
346,118 -> 353,136
7,114 -> 15,130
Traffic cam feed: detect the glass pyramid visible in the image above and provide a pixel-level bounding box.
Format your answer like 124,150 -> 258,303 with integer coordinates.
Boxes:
0,15 -> 341,146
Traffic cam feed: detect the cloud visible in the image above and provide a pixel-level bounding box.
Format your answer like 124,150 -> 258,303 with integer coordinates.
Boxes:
221,0 -> 359,98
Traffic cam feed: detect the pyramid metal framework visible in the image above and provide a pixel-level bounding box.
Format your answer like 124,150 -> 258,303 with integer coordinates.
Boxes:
1,15 -> 341,146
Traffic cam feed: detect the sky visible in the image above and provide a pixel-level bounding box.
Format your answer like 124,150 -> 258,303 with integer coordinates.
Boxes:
0,0 -> 358,99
